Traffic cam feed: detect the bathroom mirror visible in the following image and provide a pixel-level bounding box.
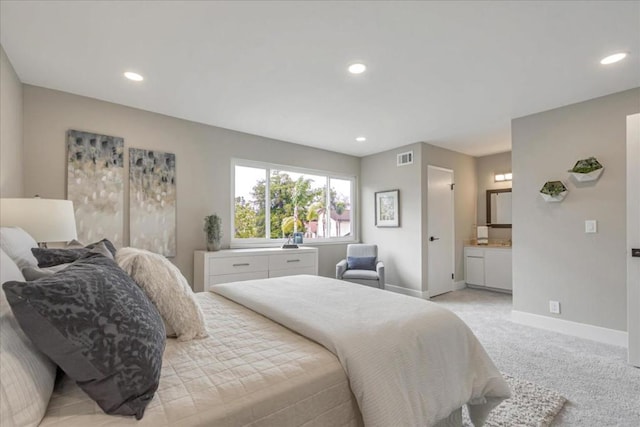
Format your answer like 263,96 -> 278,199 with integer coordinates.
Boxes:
486,189 -> 512,228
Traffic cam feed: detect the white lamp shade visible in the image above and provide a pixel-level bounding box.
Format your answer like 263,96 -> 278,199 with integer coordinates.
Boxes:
1,198 -> 78,243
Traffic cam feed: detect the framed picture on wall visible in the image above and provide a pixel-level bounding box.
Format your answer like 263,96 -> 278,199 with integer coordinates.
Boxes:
66,130 -> 124,247
375,189 -> 400,227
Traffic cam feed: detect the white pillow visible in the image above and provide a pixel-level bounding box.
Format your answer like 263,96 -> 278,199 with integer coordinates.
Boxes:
0,227 -> 38,269
1,248 -> 57,427
1,247 -> 25,284
116,248 -> 208,342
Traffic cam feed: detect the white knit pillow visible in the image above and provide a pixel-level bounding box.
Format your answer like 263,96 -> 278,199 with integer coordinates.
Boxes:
116,248 -> 208,341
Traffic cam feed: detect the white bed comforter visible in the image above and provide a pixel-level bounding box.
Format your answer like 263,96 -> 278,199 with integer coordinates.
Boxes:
212,275 -> 510,427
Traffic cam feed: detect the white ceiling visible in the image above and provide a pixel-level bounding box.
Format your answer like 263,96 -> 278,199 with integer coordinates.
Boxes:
1,1 -> 639,157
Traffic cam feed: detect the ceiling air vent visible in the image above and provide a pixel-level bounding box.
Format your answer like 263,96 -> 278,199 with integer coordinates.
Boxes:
397,151 -> 414,166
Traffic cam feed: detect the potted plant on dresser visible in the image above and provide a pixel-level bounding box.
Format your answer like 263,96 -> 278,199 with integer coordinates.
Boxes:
204,214 -> 222,251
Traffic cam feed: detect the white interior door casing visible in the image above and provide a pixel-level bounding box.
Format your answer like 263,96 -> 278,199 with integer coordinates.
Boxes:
627,113 -> 640,367
427,166 -> 455,297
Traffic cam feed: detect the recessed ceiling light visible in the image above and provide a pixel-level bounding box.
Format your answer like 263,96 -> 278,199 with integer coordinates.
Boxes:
348,63 -> 367,74
600,52 -> 627,65
355,136 -> 367,142
124,71 -> 144,81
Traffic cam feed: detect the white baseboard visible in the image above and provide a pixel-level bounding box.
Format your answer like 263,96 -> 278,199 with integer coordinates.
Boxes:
385,282 -> 465,299
384,283 -> 430,299
511,310 -> 628,347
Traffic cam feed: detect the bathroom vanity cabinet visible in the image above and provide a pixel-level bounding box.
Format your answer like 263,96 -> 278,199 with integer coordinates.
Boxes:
464,246 -> 512,292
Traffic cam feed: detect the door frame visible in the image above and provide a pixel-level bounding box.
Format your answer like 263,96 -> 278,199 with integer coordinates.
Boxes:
627,113 -> 639,367
426,165 -> 455,298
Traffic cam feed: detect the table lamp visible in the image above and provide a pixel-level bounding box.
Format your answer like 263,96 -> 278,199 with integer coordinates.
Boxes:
0,198 -> 78,247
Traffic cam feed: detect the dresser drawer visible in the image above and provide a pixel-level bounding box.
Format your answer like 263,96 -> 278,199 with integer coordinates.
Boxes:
208,255 -> 268,276
195,248 -> 318,293
269,252 -> 316,270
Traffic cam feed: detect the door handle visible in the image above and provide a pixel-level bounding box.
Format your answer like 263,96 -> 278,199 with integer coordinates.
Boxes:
429,236 -> 440,242
633,248 -> 640,258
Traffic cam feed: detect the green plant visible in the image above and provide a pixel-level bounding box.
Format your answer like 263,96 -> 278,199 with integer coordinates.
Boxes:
204,214 -> 222,242
281,216 -> 303,236
540,181 -> 567,197
569,157 -> 603,174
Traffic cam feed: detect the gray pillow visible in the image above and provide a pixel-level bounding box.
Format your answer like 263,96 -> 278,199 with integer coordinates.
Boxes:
87,241 -> 115,260
2,252 -> 165,419
31,239 -> 116,267
85,239 -> 117,255
347,256 -> 377,271
22,243 -> 113,281
21,263 -> 71,281
65,239 -> 85,249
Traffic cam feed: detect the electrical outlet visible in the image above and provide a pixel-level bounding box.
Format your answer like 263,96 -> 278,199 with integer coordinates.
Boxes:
549,300 -> 561,314
585,220 -> 597,233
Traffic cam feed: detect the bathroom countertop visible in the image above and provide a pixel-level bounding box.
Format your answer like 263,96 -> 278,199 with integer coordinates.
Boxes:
464,239 -> 512,248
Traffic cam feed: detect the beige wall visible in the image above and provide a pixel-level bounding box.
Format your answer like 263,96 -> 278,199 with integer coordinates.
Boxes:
360,142 -> 476,294
22,85 -> 360,284
476,151 -> 512,240
422,144 -> 477,284
361,143 -> 424,292
512,87 -> 640,331
0,45 -> 23,197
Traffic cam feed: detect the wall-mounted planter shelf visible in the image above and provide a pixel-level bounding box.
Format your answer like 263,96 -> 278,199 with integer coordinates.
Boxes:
540,181 -> 568,203
540,191 -> 568,202
569,167 -> 604,183
568,157 -> 604,183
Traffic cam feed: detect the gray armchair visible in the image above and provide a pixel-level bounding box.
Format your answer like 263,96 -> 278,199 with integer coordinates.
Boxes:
336,244 -> 385,289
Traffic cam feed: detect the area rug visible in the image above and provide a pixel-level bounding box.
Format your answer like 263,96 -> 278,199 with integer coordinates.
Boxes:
463,374 -> 567,427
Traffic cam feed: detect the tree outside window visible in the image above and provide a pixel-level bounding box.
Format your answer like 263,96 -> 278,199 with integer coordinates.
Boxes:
233,163 -> 354,242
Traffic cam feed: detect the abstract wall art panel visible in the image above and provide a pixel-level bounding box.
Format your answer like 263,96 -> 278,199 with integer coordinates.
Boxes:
129,148 -> 176,257
67,130 -> 124,246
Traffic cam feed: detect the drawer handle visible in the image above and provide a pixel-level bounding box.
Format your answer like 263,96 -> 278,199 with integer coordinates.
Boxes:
232,263 -> 250,267
287,259 -> 301,263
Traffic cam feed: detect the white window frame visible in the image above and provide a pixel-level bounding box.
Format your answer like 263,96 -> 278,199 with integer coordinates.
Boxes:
231,158 -> 358,248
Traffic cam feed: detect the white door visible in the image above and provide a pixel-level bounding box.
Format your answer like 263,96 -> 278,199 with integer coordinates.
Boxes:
427,166 -> 454,297
627,113 -> 640,367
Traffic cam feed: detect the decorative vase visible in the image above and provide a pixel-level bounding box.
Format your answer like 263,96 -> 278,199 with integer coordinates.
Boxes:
204,213 -> 222,252
206,238 -> 221,252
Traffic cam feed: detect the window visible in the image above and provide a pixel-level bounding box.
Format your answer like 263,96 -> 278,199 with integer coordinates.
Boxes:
233,160 -> 356,244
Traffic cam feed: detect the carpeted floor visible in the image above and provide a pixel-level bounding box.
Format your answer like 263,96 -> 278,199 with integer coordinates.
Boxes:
431,288 -> 640,426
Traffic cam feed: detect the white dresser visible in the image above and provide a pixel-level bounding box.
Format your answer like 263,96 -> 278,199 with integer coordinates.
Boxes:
193,247 -> 319,292
464,246 -> 512,292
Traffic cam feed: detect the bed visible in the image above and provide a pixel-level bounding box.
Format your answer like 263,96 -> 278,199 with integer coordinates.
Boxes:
39,278 -> 508,427
1,226 -> 509,427
38,292 -> 362,427
211,275 -> 510,427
